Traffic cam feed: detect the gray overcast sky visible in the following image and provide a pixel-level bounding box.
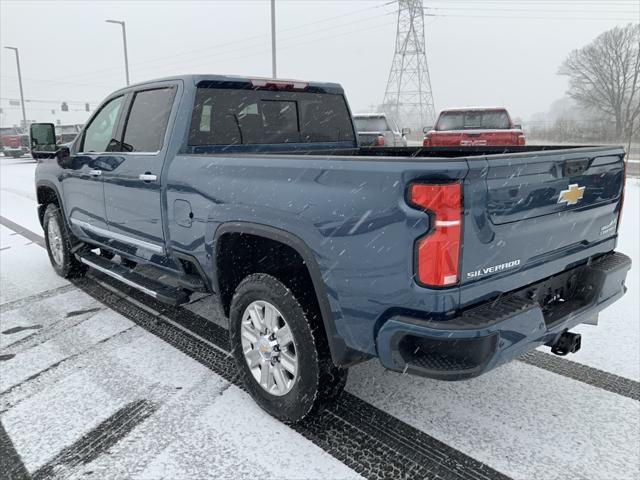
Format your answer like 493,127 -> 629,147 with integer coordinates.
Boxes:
1,0 -> 639,127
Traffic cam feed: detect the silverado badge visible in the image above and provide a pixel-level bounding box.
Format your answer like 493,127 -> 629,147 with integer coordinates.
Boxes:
558,184 -> 585,205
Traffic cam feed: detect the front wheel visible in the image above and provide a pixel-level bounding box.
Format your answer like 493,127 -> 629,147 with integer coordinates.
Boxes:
229,273 -> 347,423
43,204 -> 87,278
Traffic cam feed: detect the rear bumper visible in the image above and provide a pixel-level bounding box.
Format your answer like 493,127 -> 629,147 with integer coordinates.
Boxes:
2,146 -> 29,154
375,251 -> 632,380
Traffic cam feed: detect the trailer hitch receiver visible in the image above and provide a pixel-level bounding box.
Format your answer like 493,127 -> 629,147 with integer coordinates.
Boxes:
550,330 -> 582,356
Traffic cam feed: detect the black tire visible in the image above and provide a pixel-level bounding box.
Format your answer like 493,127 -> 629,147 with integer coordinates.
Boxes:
229,273 -> 347,423
43,204 -> 87,278
9,152 -> 22,158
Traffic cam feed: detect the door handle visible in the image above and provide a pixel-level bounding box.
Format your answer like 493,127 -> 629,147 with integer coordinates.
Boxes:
138,173 -> 157,182
89,169 -> 102,176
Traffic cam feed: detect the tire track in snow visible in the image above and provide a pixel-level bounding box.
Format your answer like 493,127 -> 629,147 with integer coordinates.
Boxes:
3,214 -> 636,478
31,400 -> 157,480
75,273 -> 510,480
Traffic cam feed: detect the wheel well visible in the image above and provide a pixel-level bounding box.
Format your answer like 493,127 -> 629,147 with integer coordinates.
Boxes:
36,185 -> 60,225
216,232 -> 327,341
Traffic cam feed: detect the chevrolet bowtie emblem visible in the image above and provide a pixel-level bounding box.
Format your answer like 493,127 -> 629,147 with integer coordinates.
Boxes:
558,184 -> 585,205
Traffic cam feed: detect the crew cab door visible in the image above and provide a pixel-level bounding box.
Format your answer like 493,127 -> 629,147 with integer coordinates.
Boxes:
64,95 -> 125,238
102,85 -> 177,262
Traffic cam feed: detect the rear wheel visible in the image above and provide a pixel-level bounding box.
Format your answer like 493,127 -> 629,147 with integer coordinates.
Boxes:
43,204 -> 87,278
229,273 -> 347,423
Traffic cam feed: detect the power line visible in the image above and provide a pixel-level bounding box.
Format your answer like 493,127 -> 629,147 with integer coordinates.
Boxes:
45,1 -> 395,84
80,8 -> 398,81
0,97 -> 100,105
142,16 -> 399,75
0,75 -> 118,90
423,13 -> 636,21
425,6 -> 637,14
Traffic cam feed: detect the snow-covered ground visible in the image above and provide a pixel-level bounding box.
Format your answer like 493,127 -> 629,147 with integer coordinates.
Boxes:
1,157 -> 639,479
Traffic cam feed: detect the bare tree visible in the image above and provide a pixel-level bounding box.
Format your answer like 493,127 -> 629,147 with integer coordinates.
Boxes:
559,23 -> 640,140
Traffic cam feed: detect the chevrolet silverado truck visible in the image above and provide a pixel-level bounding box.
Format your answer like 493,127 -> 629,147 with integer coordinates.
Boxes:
423,107 -> 526,147
31,75 -> 631,423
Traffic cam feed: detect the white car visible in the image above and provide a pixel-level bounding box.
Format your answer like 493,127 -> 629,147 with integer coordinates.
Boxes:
353,113 -> 409,147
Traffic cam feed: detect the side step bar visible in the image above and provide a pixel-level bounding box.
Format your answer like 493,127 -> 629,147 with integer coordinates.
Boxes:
76,251 -> 191,306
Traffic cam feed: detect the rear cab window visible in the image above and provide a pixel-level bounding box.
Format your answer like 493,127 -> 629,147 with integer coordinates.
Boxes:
122,87 -> 176,152
188,87 -> 355,147
354,117 -> 389,132
436,110 -> 511,131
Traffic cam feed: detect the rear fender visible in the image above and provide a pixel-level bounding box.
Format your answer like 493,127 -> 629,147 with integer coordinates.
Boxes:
213,221 -> 368,367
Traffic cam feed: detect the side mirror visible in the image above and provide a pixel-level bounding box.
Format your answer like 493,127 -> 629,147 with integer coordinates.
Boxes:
30,123 -> 57,159
513,124 -> 523,130
401,128 -> 411,136
423,126 -> 433,134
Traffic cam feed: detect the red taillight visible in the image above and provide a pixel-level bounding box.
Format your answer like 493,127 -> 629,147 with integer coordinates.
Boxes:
517,133 -> 526,145
409,183 -> 462,287
375,135 -> 385,146
618,158 -> 627,231
423,135 -> 432,147
250,78 -> 308,90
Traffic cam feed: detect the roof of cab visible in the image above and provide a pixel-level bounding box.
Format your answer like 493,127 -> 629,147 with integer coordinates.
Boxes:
439,106 -> 508,112
110,74 -> 344,95
353,113 -> 388,118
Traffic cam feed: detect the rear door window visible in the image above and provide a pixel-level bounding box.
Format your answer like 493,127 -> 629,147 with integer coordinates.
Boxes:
122,87 -> 176,152
189,88 -> 354,145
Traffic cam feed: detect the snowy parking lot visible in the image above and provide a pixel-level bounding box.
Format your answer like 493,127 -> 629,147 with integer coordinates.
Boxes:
1,157 -> 639,480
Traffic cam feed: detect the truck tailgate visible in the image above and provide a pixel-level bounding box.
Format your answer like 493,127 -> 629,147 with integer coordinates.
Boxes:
432,130 -> 521,146
461,147 -> 625,286
357,132 -> 382,146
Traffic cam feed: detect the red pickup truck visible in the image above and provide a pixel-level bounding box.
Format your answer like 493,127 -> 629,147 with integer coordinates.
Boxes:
423,107 -> 525,147
1,126 -> 30,158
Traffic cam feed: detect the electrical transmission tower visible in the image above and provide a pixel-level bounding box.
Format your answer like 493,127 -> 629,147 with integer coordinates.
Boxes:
382,0 -> 436,131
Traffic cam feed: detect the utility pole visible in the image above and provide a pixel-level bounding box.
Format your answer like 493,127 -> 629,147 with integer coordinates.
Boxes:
271,0 -> 277,79
106,19 -> 130,85
382,0 -> 436,131
4,46 -> 27,130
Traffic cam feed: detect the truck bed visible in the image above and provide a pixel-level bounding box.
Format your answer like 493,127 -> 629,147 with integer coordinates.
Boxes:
301,145 -> 619,158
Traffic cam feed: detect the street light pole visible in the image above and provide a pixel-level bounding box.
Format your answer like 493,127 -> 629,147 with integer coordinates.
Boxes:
4,47 -> 27,130
270,0 -> 277,79
106,19 -> 130,86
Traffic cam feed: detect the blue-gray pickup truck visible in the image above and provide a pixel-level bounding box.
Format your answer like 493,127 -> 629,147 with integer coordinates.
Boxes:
31,74 -> 631,423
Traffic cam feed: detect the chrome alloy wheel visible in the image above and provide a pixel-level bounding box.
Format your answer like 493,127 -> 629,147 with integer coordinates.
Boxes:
241,300 -> 298,396
47,220 -> 64,266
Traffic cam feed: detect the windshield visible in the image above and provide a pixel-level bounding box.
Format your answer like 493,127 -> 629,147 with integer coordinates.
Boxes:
436,110 -> 511,130
354,117 -> 389,132
0,127 -> 20,135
